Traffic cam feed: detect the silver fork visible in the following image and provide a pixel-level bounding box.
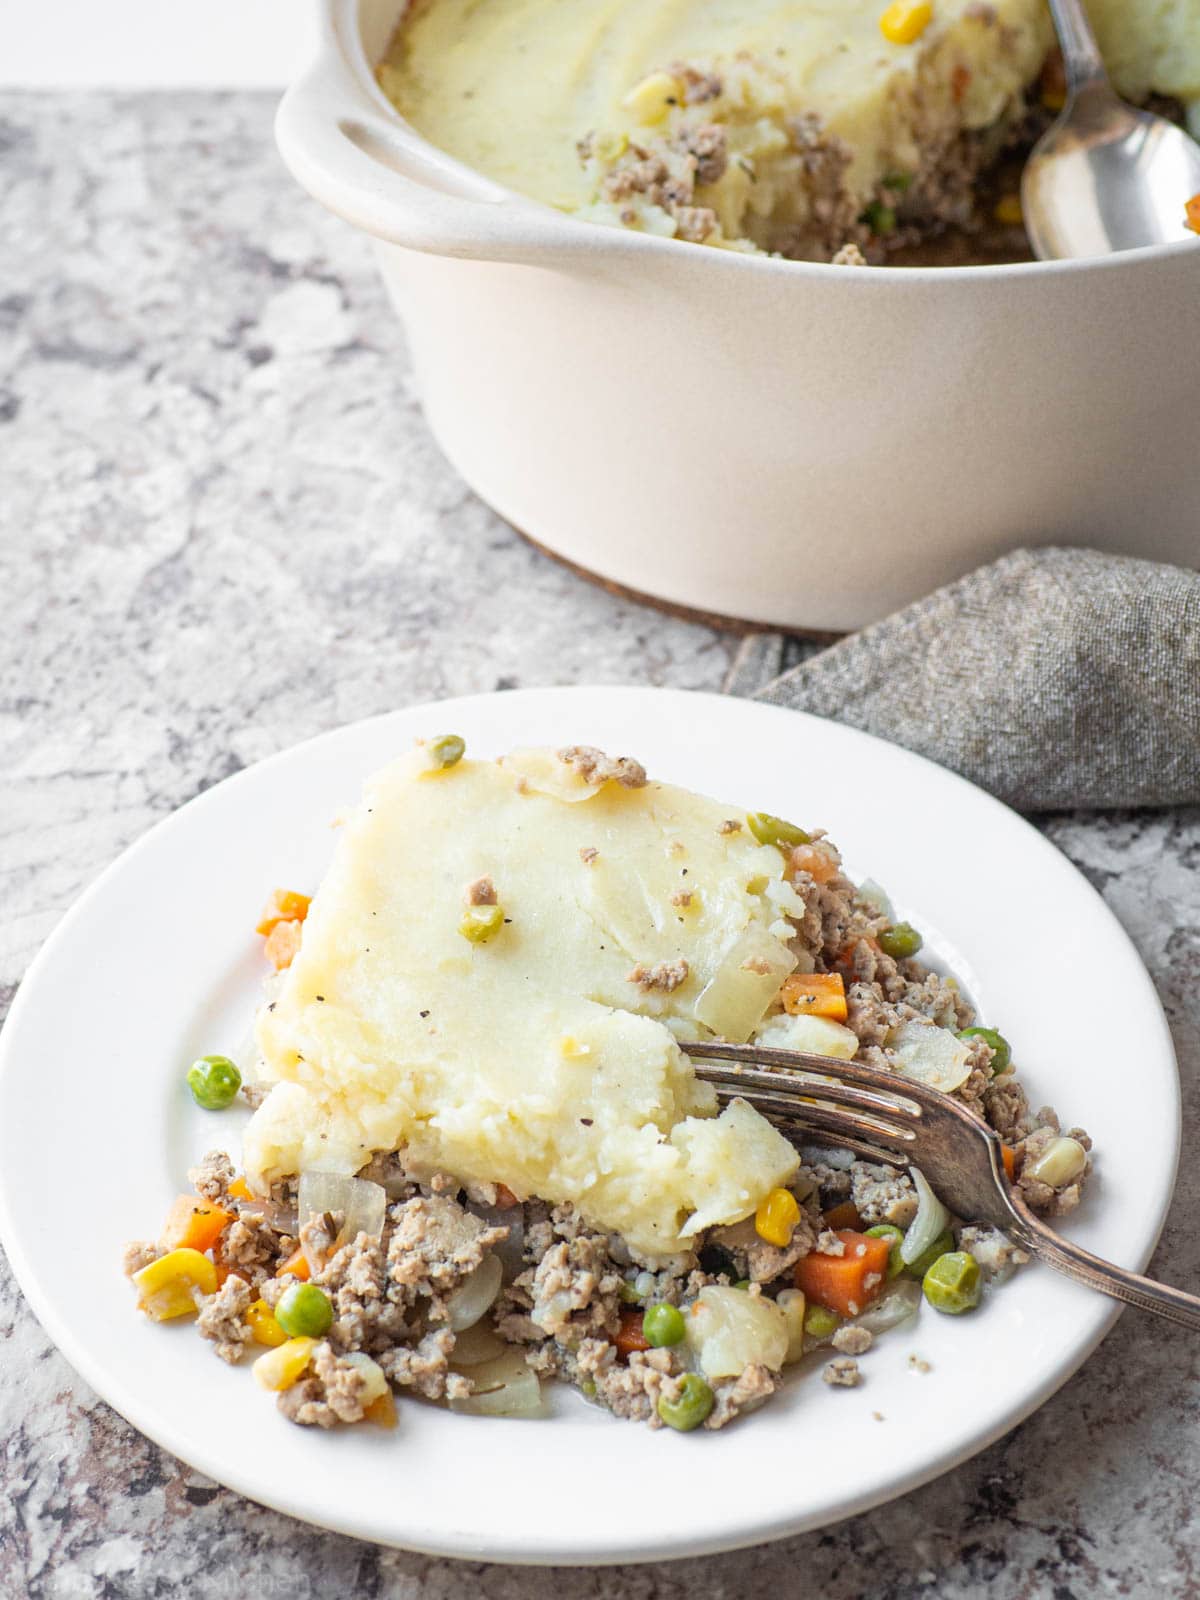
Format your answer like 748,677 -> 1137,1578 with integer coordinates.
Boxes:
679,1039 -> 1200,1331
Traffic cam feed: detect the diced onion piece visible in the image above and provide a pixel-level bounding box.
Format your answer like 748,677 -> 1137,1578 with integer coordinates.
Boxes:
457,1346 -> 529,1392
854,1277 -> 921,1333
776,1287 -> 808,1365
450,1370 -> 542,1418
857,878 -> 895,920
1025,1136 -> 1088,1188
340,1351 -> 390,1407
890,1019 -> 973,1094
445,1253 -> 503,1332
449,1321 -> 508,1368
450,1350 -> 543,1417
500,747 -> 604,802
694,928 -> 797,1042
297,1171 -> 387,1272
900,1167 -> 952,1268
684,1285 -> 789,1379
467,1203 -> 524,1282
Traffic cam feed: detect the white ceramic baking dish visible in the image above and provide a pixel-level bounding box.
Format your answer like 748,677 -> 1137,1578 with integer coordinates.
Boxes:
277,0 -> 1200,631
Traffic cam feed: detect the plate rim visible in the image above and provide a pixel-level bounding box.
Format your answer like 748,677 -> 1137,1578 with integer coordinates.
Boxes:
0,685 -> 1180,1565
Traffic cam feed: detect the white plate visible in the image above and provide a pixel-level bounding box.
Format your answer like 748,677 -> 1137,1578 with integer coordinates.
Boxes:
0,687 -> 1178,1565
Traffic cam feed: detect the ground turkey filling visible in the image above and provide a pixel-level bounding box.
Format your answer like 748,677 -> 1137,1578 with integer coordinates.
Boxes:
126,813 -> 1091,1430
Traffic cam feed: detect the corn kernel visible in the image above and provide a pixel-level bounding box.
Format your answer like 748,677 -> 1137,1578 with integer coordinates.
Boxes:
246,1299 -> 289,1348
132,1247 -> 218,1321
994,193 -> 1024,226
622,72 -> 684,126
459,903 -> 504,944
253,1336 -> 317,1391
879,2 -> 933,45
1041,84 -> 1066,112
755,1187 -> 801,1247
1186,192 -> 1200,235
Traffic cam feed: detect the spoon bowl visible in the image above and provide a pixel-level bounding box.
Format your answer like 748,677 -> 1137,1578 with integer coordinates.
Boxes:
1023,82 -> 1200,260
1022,0 -> 1200,261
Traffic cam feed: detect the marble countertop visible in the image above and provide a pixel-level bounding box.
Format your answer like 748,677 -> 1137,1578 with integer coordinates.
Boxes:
3,91 -> 1198,1599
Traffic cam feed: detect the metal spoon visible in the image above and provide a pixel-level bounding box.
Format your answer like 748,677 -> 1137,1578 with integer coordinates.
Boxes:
1021,0 -> 1200,259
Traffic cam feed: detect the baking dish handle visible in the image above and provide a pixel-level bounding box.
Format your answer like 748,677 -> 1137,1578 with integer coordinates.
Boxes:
276,61 -> 601,268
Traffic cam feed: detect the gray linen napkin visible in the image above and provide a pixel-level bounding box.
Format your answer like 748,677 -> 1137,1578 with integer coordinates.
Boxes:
724,547 -> 1200,812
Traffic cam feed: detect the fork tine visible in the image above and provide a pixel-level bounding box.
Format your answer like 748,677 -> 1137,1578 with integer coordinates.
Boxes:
689,1059 -> 921,1122
754,1106 -> 907,1168
706,1082 -> 916,1151
679,1038 -> 949,1115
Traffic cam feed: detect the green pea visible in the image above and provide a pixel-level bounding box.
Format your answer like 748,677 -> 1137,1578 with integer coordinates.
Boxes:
732,1279 -> 752,1292
865,1224 -> 906,1279
957,1026 -> 1012,1075
877,922 -> 923,960
882,170 -> 913,193
922,1251 -> 981,1315
657,1373 -> 715,1432
863,201 -> 897,235
747,812 -> 811,850
904,1226 -> 956,1280
802,1304 -> 841,1340
642,1303 -> 686,1348
459,904 -> 504,944
186,1054 -> 241,1111
426,733 -> 465,770
618,1279 -> 643,1305
275,1282 -> 334,1338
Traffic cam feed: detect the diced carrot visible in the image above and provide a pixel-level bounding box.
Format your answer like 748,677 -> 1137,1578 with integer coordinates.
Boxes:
1001,1144 -> 1016,1182
364,1390 -> 398,1429
793,1229 -> 891,1319
1186,193 -> 1200,235
786,843 -> 839,886
781,971 -> 848,1022
227,1176 -> 253,1202
614,1309 -> 650,1359
493,1183 -> 520,1209
821,1200 -> 861,1232
264,918 -> 303,971
951,63 -> 971,103
256,888 -> 312,937
161,1194 -> 233,1254
276,1246 -> 311,1281
213,1262 -> 233,1288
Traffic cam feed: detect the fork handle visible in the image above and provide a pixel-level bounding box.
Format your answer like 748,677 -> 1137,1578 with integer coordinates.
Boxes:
1012,1203 -> 1200,1331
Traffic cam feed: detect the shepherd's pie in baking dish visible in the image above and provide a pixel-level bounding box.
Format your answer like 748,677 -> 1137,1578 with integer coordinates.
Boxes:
376,0 -> 1200,260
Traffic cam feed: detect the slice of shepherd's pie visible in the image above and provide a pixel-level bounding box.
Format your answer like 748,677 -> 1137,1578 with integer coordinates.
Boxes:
125,741 -> 1091,1433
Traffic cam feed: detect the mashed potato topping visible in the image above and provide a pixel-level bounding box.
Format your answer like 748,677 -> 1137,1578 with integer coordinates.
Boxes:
380,0 -> 1051,256
243,746 -> 805,1258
